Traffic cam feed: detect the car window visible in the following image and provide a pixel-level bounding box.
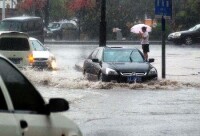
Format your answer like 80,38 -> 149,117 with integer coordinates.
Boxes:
30,39 -> 46,51
0,85 -> 7,110
0,58 -> 46,114
91,49 -> 99,59
0,21 -> 21,31
49,23 -> 60,29
96,48 -> 103,61
130,50 -> 144,62
0,38 -> 30,51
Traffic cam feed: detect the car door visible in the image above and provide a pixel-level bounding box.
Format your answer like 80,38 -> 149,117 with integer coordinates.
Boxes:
0,76 -> 21,136
85,48 -> 99,76
92,48 -> 103,77
0,58 -> 58,136
196,27 -> 200,42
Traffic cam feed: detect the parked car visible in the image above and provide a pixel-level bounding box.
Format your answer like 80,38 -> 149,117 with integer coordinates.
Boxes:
167,24 -> 200,45
0,16 -> 44,43
83,46 -> 157,83
0,31 -> 56,70
44,27 -> 53,39
48,21 -> 79,40
0,54 -> 82,136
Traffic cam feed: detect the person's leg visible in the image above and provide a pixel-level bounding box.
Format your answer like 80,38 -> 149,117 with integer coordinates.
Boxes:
143,52 -> 148,61
142,44 -> 149,61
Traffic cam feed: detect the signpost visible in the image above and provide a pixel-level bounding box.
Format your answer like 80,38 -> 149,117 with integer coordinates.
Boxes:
155,0 -> 172,79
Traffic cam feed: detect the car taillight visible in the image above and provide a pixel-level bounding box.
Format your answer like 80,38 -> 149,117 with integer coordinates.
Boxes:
28,53 -> 34,64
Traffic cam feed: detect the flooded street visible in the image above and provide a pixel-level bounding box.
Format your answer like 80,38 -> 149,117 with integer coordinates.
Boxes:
22,43 -> 200,136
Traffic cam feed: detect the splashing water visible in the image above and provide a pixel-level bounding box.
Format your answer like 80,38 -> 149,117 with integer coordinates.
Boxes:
22,67 -> 200,90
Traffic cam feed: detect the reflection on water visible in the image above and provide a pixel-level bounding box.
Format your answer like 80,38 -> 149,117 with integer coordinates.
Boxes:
22,68 -> 200,90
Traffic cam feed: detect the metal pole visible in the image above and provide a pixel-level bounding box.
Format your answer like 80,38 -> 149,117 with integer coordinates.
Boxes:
99,0 -> 106,47
2,0 -> 5,19
162,16 -> 166,78
44,0 -> 49,27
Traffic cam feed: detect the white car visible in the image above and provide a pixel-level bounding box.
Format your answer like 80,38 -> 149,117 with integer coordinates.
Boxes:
0,54 -> 82,136
29,37 -> 57,69
0,31 -> 56,69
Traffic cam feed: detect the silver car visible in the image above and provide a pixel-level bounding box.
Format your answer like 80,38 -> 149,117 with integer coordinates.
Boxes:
0,54 -> 82,136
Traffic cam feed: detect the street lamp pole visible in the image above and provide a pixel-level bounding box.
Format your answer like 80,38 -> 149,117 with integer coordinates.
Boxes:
2,0 -> 5,19
44,0 -> 49,27
99,0 -> 106,47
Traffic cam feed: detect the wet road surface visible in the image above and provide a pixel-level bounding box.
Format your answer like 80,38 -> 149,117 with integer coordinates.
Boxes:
22,43 -> 200,136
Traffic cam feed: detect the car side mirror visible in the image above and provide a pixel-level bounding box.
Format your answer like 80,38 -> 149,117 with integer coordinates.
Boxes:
48,98 -> 69,113
92,58 -> 99,63
148,58 -> 154,63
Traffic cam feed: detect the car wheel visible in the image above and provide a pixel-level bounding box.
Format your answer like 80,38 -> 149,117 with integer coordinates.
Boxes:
185,37 -> 193,45
99,72 -> 110,82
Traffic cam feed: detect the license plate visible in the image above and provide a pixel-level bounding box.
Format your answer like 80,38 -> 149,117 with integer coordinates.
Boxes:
9,58 -> 21,64
127,76 -> 142,82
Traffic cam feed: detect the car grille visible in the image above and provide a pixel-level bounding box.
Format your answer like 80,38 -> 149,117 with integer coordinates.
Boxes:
120,72 -> 147,76
34,58 -> 48,61
9,58 -> 22,64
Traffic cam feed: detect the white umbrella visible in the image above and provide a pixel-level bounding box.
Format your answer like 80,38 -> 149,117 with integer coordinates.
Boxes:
130,24 -> 152,34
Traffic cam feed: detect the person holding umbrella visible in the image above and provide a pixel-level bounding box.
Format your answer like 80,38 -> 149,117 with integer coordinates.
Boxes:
139,26 -> 149,61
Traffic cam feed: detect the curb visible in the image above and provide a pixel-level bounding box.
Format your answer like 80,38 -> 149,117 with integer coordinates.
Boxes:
44,40 -> 166,45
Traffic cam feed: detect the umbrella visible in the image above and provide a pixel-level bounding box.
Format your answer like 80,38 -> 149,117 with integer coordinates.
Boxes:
130,24 -> 152,34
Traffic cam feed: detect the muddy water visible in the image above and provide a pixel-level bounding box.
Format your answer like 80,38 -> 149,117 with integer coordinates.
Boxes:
21,43 -> 200,90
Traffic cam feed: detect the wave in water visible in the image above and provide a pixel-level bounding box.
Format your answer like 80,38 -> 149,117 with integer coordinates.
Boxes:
22,68 -> 200,90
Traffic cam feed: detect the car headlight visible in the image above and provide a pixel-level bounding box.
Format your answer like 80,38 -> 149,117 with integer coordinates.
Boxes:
148,68 -> 157,75
174,32 -> 181,38
105,68 -> 118,75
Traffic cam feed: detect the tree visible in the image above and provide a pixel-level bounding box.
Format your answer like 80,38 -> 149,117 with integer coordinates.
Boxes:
17,0 -> 47,16
49,0 -> 70,21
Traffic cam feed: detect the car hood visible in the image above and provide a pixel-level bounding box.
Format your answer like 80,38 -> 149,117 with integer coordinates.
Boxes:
103,62 -> 150,72
32,51 -> 52,59
49,28 -> 60,31
172,30 -> 194,35
179,30 -> 194,34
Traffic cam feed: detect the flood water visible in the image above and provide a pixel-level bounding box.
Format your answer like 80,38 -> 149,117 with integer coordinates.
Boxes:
22,43 -> 200,90
21,43 -> 200,136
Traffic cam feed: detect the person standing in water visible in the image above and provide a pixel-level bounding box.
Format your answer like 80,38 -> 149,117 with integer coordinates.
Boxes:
139,26 -> 149,61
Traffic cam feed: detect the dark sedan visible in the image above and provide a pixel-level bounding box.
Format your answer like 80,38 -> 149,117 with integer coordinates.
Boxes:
167,24 -> 200,45
83,47 -> 157,83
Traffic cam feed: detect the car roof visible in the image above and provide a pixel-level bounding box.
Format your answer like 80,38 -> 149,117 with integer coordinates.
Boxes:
0,31 -> 28,37
2,16 -> 41,21
103,46 -> 138,50
29,37 -> 37,41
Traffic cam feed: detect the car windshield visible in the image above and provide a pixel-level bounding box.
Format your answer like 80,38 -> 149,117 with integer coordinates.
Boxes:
189,25 -> 200,31
48,23 -> 60,29
0,21 -> 21,31
103,49 -> 144,62
29,39 -> 47,51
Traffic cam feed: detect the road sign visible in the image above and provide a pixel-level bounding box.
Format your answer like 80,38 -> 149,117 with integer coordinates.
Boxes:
155,0 -> 172,19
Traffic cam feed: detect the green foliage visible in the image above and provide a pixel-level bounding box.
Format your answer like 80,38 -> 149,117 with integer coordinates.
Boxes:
46,0 -> 200,40
151,22 -> 171,40
49,0 -> 70,21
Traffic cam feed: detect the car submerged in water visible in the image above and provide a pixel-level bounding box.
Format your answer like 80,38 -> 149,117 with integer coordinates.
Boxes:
0,31 -> 56,70
83,46 -> 157,83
